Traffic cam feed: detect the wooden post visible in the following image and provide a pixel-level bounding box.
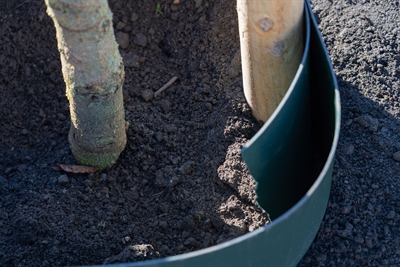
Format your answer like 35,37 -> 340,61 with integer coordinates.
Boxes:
237,0 -> 304,122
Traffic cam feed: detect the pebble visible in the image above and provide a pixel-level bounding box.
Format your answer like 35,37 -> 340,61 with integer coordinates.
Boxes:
184,237 -> 196,246
365,238 -> 373,248
57,113 -> 66,121
58,175 -> 69,186
354,115 -> 379,132
160,100 -> 171,113
154,132 -> 164,142
141,89 -> 154,101
168,176 -> 181,187
115,32 -> 129,49
115,21 -> 126,30
100,173 -> 108,183
171,4 -> 178,12
393,151 -> 400,162
354,234 -> 364,244
123,52 -> 141,68
159,221 -> 167,229
341,206 -> 352,214
134,33 -> 148,47
387,210 -> 395,219
179,161 -> 196,175
130,12 -> 139,22
345,144 -> 355,155
194,0 -> 202,9
315,253 -> 327,262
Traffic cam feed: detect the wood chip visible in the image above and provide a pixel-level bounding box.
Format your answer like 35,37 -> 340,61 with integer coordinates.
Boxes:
52,164 -> 99,173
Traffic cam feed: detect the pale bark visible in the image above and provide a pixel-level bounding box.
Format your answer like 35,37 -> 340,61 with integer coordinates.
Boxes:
237,0 -> 304,122
45,0 -> 126,168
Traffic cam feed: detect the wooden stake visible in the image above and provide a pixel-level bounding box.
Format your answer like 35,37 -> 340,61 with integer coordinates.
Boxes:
237,0 -> 304,122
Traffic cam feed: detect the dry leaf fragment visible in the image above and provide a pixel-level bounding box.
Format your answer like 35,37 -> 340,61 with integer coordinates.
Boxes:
173,0 -> 180,4
52,164 -> 98,173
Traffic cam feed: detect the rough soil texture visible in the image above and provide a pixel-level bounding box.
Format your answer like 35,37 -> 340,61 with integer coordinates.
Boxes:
0,0 -> 269,266
300,0 -> 400,266
1,0 -> 400,266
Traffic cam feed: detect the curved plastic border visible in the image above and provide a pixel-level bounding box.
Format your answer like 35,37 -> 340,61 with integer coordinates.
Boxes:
90,1 -> 340,266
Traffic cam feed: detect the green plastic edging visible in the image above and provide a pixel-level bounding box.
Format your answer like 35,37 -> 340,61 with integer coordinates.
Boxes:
91,1 -> 340,266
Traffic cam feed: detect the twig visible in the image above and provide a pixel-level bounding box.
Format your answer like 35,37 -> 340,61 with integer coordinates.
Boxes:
154,76 -> 178,97
37,115 -> 46,133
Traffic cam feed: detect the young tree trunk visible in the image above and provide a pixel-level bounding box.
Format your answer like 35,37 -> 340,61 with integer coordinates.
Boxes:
237,0 -> 304,122
45,0 -> 127,169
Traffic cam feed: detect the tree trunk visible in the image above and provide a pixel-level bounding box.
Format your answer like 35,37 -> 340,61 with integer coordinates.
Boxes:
237,0 -> 304,122
45,0 -> 126,169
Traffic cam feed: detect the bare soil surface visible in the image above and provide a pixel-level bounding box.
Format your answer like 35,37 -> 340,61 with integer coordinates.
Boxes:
1,0 -> 400,266
300,0 -> 400,266
0,0 -> 269,266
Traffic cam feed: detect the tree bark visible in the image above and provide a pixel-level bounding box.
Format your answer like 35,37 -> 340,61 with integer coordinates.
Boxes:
45,0 -> 126,169
237,0 -> 304,122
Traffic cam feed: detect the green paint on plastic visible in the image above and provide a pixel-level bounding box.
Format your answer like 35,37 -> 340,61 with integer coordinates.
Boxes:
91,1 -> 341,266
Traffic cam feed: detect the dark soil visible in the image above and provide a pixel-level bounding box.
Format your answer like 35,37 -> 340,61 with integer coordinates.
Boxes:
0,0 -> 269,266
300,0 -> 400,266
2,0 -> 400,266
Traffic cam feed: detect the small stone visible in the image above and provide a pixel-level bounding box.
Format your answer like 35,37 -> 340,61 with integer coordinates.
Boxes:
115,21 -> 126,30
134,33 -> 148,47
57,113 -> 66,121
141,89 -> 154,101
168,176 -> 180,187
179,161 -> 196,175
184,237 -> 196,246
393,151 -> 400,162
345,144 -> 355,155
365,238 -> 373,248
100,173 -> 108,183
115,32 -> 130,49
387,210 -> 395,219
155,132 -> 164,142
58,175 -> 69,186
345,119 -> 353,126
366,26 -> 375,32
130,12 -> 139,22
159,221 -> 167,229
171,4 -> 178,12
341,206 -> 352,214
160,100 -> 171,113
84,179 -> 93,187
123,52 -> 141,68
101,186 -> 110,195
354,234 -> 364,244
194,0 -> 202,8
315,253 -> 327,262
354,115 -> 379,132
